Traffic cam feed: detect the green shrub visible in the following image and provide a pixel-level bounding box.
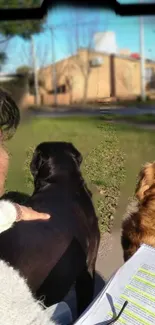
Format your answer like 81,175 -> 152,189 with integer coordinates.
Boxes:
23,146 -> 34,190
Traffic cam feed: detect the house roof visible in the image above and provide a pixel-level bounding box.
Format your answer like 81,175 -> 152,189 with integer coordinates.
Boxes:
39,47 -> 155,73
78,47 -> 155,63
40,54 -> 77,72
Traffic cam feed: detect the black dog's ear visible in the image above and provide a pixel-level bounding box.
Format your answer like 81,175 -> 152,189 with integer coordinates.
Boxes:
67,143 -> 83,166
30,149 -> 43,178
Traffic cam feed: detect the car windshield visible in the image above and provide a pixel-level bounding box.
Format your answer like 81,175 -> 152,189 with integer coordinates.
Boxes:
119,0 -> 155,3
1,2 -> 155,324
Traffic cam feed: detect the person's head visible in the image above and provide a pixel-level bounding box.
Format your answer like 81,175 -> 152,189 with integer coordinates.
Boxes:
0,88 -> 20,140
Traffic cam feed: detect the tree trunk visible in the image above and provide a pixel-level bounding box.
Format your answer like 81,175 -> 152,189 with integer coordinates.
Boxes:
69,89 -> 73,105
83,76 -> 88,104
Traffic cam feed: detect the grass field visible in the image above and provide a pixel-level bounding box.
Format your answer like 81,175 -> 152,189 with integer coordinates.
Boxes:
5,116 -> 155,233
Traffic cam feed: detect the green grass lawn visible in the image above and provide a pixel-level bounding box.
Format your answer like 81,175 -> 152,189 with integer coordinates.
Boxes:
5,116 -> 155,233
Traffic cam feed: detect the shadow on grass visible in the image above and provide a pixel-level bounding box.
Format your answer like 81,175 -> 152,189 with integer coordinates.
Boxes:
94,118 -> 155,135
96,113 -> 155,125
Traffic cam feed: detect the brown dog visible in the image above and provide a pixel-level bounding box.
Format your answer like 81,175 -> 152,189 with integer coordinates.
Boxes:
121,162 -> 155,262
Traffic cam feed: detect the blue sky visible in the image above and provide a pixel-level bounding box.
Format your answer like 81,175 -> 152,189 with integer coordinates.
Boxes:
2,1 -> 155,73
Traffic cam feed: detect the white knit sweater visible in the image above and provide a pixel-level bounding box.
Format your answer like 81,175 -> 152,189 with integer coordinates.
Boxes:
0,260 -> 56,325
0,200 -> 57,325
0,200 -> 18,233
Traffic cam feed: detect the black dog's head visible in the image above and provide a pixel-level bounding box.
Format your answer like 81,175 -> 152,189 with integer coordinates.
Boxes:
30,142 -> 83,186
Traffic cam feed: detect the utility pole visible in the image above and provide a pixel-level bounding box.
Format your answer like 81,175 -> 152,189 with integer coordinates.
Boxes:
50,27 -> 57,106
31,35 -> 40,106
75,12 -> 79,50
139,0 -> 146,101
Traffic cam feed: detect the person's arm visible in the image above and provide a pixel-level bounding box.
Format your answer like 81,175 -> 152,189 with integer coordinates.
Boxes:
0,145 -> 9,197
0,137 -> 50,234
0,200 -> 50,234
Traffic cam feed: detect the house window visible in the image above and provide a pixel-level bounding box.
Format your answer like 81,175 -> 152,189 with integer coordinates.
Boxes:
50,84 -> 66,94
145,68 -> 153,83
89,57 -> 103,67
57,85 -> 66,93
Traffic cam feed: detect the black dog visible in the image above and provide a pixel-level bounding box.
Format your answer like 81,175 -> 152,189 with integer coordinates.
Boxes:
0,142 -> 100,315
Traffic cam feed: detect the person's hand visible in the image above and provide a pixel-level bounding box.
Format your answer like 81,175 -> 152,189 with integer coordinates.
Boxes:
15,204 -> 50,222
0,201 -> 50,235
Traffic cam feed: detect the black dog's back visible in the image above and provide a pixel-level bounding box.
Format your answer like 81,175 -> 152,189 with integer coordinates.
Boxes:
0,186 -> 88,286
0,184 -> 96,312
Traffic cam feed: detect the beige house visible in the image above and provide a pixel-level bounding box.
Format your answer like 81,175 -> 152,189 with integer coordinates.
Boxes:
38,48 -> 155,106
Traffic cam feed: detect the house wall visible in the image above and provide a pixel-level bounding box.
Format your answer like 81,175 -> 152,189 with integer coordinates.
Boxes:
114,56 -> 140,97
86,54 -> 111,100
39,50 -> 111,104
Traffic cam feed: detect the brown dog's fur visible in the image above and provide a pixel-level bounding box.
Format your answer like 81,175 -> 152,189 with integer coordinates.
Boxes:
135,162 -> 155,201
121,162 -> 155,262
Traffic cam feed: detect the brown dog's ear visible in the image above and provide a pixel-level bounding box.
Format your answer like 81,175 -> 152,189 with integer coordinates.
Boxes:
67,143 -> 82,166
135,162 -> 155,201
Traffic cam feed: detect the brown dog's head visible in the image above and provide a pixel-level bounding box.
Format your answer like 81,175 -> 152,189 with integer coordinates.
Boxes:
30,142 -> 82,186
135,162 -> 155,201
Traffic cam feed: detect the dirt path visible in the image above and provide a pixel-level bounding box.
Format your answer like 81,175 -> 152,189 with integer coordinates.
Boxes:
95,143 -> 142,283
96,231 -> 123,281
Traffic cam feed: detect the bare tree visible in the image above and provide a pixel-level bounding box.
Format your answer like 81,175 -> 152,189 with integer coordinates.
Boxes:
17,33 -> 50,72
16,35 -> 52,101
65,59 -> 78,104
67,12 -> 99,103
0,36 -> 11,71
18,17 -> 100,105
35,17 -> 100,105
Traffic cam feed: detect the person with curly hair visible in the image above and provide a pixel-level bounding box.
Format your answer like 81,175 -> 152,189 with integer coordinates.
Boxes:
0,89 -> 72,325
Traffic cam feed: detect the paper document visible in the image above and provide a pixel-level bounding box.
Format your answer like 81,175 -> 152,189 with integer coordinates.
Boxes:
74,244 -> 155,325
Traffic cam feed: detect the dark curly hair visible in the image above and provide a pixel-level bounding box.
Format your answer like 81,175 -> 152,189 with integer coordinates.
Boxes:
0,88 -> 20,140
